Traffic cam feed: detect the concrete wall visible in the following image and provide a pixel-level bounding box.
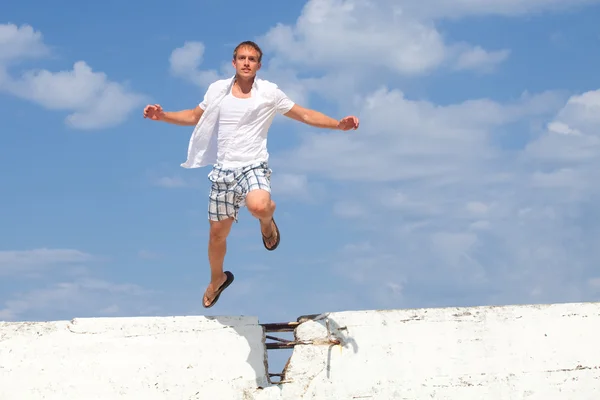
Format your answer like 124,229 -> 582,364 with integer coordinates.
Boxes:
2,302 -> 600,399
0,316 -> 268,399
253,302 -> 600,399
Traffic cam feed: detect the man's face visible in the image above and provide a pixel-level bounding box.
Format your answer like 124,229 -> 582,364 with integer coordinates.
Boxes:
232,46 -> 261,78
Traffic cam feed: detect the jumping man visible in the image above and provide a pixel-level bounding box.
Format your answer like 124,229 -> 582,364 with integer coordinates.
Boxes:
143,41 -> 359,308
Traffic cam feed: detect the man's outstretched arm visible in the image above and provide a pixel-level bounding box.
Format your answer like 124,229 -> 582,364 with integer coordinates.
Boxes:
162,106 -> 205,125
284,104 -> 359,131
143,104 -> 205,126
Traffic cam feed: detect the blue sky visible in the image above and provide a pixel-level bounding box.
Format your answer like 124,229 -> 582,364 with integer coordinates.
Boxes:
2,0 -> 600,332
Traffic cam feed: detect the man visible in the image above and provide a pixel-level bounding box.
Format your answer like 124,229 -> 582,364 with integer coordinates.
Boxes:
143,41 -> 359,308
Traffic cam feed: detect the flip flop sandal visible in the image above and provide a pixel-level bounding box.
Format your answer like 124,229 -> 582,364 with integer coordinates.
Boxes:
262,218 -> 280,251
203,271 -> 234,308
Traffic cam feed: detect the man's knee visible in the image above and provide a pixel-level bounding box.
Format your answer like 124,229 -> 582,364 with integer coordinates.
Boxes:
247,200 -> 272,216
246,190 -> 275,217
209,218 -> 233,242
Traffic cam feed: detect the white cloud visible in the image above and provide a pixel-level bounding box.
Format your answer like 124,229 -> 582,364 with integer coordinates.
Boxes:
0,23 -> 146,129
0,23 -> 49,63
271,82 -> 600,308
333,201 -> 366,219
169,41 -> 227,88
531,168 -> 584,189
454,46 -> 511,72
259,0 -> 511,77
0,248 -> 93,278
547,121 -> 581,135
525,89 -> 600,166
405,0 -> 600,20
547,90 -> 600,138
270,173 -> 309,198
272,88 -> 565,183
169,0 -> 536,104
0,247 -> 156,321
249,0 -> 600,107
0,278 -> 153,321
466,202 -> 490,215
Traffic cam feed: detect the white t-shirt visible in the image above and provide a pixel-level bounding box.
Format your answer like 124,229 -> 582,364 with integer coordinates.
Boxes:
200,86 -> 294,169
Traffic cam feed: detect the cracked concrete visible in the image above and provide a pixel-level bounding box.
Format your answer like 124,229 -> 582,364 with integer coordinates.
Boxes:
250,303 -> 600,399
2,302 -> 600,399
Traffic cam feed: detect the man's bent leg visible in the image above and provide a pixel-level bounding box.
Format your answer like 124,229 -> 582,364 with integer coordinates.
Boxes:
246,189 -> 278,248
204,217 -> 234,306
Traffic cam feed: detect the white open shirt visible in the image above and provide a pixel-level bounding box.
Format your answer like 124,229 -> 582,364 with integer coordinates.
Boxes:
180,76 -> 295,169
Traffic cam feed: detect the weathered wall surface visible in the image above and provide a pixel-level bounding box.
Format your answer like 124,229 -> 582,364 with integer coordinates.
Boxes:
0,316 -> 268,400
2,302 -> 600,399
252,302 -> 600,399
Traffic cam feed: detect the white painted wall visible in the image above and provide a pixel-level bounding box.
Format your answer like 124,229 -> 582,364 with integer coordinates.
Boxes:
2,302 -> 600,399
0,316 -> 268,400
252,302 -> 600,399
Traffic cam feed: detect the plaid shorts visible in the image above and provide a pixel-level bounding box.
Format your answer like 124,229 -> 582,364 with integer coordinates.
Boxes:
207,161 -> 272,222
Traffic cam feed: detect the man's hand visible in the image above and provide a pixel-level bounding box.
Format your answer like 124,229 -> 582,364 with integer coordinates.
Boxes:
337,116 -> 359,131
143,104 -> 165,121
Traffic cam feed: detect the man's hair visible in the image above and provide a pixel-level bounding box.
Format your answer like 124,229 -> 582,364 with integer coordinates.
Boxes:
233,41 -> 263,63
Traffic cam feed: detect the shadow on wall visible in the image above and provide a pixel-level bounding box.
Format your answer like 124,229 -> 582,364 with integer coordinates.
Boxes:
324,316 -> 359,379
211,315 -> 269,388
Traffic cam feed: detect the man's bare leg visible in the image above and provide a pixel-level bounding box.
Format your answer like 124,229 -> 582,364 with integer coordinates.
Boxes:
245,189 -> 278,248
204,217 -> 234,307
